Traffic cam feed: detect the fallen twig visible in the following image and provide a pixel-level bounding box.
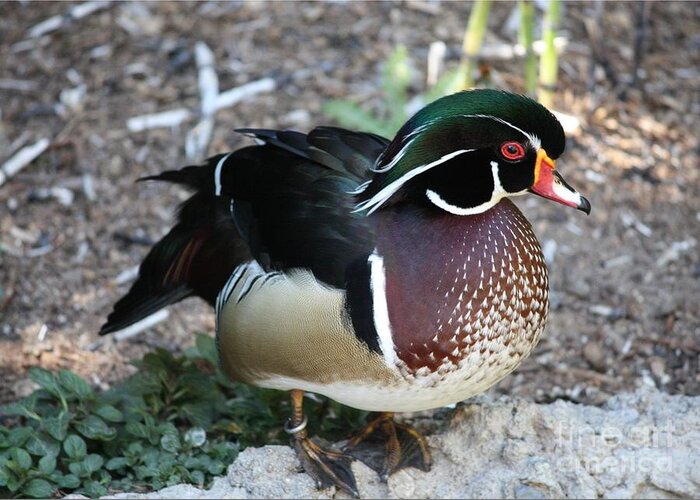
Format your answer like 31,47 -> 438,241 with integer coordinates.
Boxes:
126,108 -> 192,132
0,79 -> 38,92
638,336 -> 700,354
427,41 -> 446,87
113,309 -> 169,341
112,265 -> 140,285
556,366 -> 622,388
0,138 -> 50,187
26,1 -> 110,39
186,42 -> 219,160
215,78 -> 276,111
657,239 -> 696,267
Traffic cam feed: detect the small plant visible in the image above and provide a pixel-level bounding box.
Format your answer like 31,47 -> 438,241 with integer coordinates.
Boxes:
0,334 -> 366,498
538,0 -> 561,107
323,1 -> 563,137
323,45 -> 414,137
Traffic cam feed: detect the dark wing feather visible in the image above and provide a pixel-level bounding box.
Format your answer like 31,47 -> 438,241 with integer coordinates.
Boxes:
224,127 -> 389,286
100,160 -> 250,335
101,127 -> 389,334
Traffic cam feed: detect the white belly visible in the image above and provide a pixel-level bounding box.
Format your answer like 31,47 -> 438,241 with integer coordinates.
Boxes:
256,329 -> 542,412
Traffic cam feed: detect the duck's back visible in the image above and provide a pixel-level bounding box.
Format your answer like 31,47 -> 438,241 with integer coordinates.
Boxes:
100,127 -> 389,335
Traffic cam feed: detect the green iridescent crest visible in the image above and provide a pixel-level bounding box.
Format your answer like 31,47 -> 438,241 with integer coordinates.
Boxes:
355,89 -> 565,214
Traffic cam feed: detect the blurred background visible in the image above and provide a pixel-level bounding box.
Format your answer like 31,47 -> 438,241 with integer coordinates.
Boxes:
0,1 -> 698,409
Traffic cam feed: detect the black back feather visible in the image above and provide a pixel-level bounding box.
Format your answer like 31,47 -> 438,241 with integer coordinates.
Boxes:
100,128 -> 389,335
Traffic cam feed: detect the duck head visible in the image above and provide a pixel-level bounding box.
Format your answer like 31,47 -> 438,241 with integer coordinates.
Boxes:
355,89 -> 590,216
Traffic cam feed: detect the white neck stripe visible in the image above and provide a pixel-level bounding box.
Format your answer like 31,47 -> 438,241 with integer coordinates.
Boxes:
214,153 -> 232,196
354,149 -> 474,215
368,250 -> 396,366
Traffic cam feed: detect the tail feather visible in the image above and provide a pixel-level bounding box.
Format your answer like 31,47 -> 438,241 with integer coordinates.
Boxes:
99,156 -> 249,335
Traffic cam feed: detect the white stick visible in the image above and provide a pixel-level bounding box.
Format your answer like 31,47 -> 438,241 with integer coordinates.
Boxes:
185,118 -> 215,160
0,138 -> 50,187
426,41 -> 446,87
186,42 -> 220,160
195,42 -> 219,117
113,309 -> 170,341
112,265 -> 140,285
215,77 -> 276,111
126,108 -> 191,132
27,1 -> 109,38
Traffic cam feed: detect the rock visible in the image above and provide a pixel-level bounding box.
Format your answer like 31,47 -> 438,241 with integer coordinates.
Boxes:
107,388 -> 700,499
582,340 -> 607,372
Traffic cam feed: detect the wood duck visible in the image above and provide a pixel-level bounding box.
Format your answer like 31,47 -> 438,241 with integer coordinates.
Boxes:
101,89 -> 590,496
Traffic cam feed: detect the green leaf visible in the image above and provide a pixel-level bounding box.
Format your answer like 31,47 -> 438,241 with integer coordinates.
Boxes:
82,454 -> 104,473
125,421 -> 152,442
74,415 -> 116,441
25,433 -> 60,458
28,367 -> 64,399
63,435 -> 86,460
58,370 -> 93,399
43,413 -> 69,441
22,478 -> 55,499
425,66 -> 469,103
80,480 -> 108,498
68,461 -> 86,477
6,473 -> 22,493
8,427 -> 32,448
0,465 -> 10,486
190,469 -> 205,486
38,455 -> 56,475
322,100 -> 393,137
94,404 -> 123,423
382,44 -> 411,119
207,461 -> 224,475
194,333 -> 218,365
105,457 -> 128,470
160,434 -> 180,453
10,448 -> 32,471
58,473 -> 80,489
1,401 -> 40,421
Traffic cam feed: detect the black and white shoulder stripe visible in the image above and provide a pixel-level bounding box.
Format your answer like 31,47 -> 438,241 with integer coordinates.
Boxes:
215,261 -> 282,323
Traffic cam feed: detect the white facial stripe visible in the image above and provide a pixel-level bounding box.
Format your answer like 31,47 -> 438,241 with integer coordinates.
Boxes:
372,120 -> 436,172
347,179 -> 371,195
214,153 -> 232,196
462,114 -> 541,151
354,149 -> 474,215
372,136 -> 419,173
368,250 -> 396,366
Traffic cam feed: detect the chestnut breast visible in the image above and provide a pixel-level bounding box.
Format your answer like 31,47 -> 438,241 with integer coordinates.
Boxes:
375,199 -> 548,374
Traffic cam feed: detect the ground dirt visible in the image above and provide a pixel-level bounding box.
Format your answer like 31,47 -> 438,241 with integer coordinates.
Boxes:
0,2 -> 698,412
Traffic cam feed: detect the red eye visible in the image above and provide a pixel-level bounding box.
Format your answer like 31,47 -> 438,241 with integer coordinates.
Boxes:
500,142 -> 526,161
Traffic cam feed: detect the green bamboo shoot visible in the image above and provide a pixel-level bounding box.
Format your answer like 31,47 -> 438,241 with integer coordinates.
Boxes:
461,0 -> 491,89
538,0 -> 561,107
519,1 -> 537,96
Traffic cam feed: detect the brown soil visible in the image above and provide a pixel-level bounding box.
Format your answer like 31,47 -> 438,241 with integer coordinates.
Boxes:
1,2 -> 698,408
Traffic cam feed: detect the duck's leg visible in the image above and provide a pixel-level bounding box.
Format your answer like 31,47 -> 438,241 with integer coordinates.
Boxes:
344,412 -> 432,480
286,390 -> 359,497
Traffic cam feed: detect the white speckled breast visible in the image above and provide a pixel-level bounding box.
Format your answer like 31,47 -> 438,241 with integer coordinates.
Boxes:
373,198 -> 549,407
